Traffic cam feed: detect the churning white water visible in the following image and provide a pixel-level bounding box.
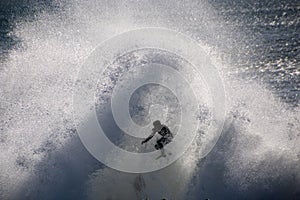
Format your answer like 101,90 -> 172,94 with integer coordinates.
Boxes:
0,0 -> 299,199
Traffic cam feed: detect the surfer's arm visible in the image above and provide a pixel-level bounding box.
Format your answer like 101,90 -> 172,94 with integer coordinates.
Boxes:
141,131 -> 156,144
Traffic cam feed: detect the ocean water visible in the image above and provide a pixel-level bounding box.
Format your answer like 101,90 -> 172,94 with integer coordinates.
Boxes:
0,0 -> 299,200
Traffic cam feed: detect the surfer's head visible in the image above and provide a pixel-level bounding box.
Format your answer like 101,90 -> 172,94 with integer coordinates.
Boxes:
153,120 -> 161,127
152,120 -> 162,132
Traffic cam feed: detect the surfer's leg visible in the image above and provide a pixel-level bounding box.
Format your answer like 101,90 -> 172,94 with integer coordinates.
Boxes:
155,137 -> 164,150
156,137 -> 167,156
160,147 -> 166,157
155,142 -> 163,150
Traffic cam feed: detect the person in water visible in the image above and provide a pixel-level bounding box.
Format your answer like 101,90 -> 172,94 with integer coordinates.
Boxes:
141,120 -> 173,155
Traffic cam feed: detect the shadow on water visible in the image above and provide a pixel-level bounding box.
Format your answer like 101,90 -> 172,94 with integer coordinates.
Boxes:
11,114 -> 300,200
13,101 -> 131,200
13,129 -> 103,200
190,118 -> 300,200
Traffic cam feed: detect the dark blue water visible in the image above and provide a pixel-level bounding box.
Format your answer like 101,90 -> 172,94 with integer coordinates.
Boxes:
208,0 -> 299,105
0,0 -> 59,59
1,0 -> 298,105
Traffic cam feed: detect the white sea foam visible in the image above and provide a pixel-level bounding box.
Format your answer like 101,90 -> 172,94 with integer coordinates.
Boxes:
0,0 -> 299,200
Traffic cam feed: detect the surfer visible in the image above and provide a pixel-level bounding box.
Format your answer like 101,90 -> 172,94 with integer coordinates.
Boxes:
141,120 -> 173,156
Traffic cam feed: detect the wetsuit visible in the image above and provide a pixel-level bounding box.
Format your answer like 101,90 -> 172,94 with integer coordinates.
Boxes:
143,125 -> 173,149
